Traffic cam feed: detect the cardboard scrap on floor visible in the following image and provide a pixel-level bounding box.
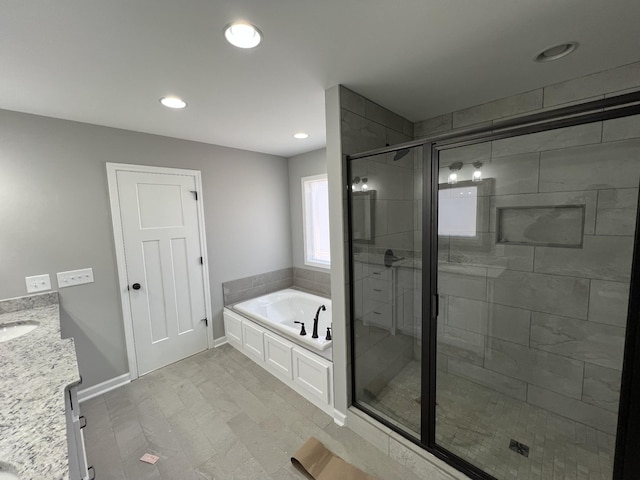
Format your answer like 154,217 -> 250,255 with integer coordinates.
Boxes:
291,437 -> 377,480
140,453 -> 160,465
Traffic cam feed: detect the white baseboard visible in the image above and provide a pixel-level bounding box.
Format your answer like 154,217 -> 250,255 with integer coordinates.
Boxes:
78,373 -> 130,403
333,409 -> 347,426
213,335 -> 228,348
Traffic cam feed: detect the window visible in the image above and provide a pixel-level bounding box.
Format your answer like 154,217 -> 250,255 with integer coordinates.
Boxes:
302,174 -> 331,268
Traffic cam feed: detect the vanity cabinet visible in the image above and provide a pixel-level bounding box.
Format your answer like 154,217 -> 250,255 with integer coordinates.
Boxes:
223,308 -> 334,416
362,264 -> 395,334
65,384 -> 92,480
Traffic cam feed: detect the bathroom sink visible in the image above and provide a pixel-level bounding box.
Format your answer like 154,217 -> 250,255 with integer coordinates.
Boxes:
0,321 -> 38,342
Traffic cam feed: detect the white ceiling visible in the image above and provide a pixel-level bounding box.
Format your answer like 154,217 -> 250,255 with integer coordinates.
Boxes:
1,1 -> 639,158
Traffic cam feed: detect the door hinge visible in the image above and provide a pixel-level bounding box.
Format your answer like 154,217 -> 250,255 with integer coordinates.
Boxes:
190,190 -> 198,200
200,256 -> 203,265
201,318 -> 208,327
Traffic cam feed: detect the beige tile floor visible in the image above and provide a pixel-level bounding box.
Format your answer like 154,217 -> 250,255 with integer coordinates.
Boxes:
368,360 -> 615,480
81,344 -> 426,480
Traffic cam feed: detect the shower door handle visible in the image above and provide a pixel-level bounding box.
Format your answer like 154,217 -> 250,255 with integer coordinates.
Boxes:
431,294 -> 439,319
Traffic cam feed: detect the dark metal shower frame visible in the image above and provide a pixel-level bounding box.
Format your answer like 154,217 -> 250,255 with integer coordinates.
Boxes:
346,89 -> 640,480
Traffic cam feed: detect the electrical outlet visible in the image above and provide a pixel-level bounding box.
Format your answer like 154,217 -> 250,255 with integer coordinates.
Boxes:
25,274 -> 52,293
57,268 -> 94,288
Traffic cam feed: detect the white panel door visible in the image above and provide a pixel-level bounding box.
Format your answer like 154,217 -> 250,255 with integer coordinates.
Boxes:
117,170 -> 208,375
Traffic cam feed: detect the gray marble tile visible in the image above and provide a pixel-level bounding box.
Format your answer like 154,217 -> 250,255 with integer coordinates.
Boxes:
385,129 -> 413,159
438,264 -> 488,301
487,270 -> 590,319
339,86 -> 366,116
479,153 -> 540,196
603,113 -> 640,142
447,358 -> 528,401
449,233 -> 534,271
414,113 -> 452,138
539,138 -> 640,192
588,279 -> 630,327
225,285 -> 267,306
389,437 -> 459,480
596,188 -> 638,236
492,122 -> 602,158
490,190 -> 598,235
165,410 -> 215,466
534,235 -> 634,282
498,205 -> 584,247
543,61 -> 640,107
530,312 -> 625,369
269,278 -> 294,293
341,109 -> 387,155
293,267 -> 315,281
266,267 -> 293,282
487,303 -> 531,346
446,296 -> 488,334
438,324 -> 485,366
386,200 -> 415,234
583,363 -> 621,413
228,412 -> 290,474
365,100 -> 410,134
366,160 -> 415,201
452,89 -> 543,128
485,338 -> 585,399
527,385 -> 618,435
439,141 -> 491,168
437,352 -> 448,372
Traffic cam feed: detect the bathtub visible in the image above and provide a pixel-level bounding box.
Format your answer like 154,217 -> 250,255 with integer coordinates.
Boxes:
233,289 -> 332,352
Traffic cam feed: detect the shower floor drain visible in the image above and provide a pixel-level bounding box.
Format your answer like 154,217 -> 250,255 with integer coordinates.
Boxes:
509,439 -> 530,458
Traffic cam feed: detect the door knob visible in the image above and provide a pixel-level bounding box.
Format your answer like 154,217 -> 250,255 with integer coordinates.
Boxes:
132,283 -> 141,290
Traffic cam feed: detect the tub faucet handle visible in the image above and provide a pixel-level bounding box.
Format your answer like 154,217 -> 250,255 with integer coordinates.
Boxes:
294,321 -> 307,336
325,326 -> 332,341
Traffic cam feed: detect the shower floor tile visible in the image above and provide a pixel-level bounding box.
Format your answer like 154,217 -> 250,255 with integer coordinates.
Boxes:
368,360 -> 614,480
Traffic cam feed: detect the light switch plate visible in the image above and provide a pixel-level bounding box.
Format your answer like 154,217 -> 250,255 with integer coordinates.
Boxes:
57,268 -> 94,288
25,274 -> 52,293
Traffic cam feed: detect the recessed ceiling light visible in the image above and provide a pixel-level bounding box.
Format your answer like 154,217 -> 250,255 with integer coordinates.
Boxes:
224,22 -> 262,49
535,42 -> 578,62
293,132 -> 309,139
160,96 -> 187,109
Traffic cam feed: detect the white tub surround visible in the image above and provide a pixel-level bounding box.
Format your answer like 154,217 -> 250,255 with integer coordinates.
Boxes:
224,289 -> 335,418
0,292 -> 81,480
233,289 -> 333,352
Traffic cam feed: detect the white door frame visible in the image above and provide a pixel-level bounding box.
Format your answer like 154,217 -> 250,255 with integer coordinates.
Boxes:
106,162 -> 214,380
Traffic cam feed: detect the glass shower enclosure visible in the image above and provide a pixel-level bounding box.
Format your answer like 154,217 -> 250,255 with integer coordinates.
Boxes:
347,93 -> 640,480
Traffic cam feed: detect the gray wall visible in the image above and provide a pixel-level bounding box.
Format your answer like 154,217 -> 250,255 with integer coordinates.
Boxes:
287,148 -> 327,270
0,109 -> 292,388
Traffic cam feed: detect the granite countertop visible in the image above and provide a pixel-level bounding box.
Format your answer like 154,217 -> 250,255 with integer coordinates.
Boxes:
0,292 -> 80,480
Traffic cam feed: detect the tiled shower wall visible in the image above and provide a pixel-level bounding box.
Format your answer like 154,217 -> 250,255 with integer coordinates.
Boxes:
222,267 -> 331,306
342,86 -> 419,257
416,61 -> 640,435
341,87 -> 421,394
